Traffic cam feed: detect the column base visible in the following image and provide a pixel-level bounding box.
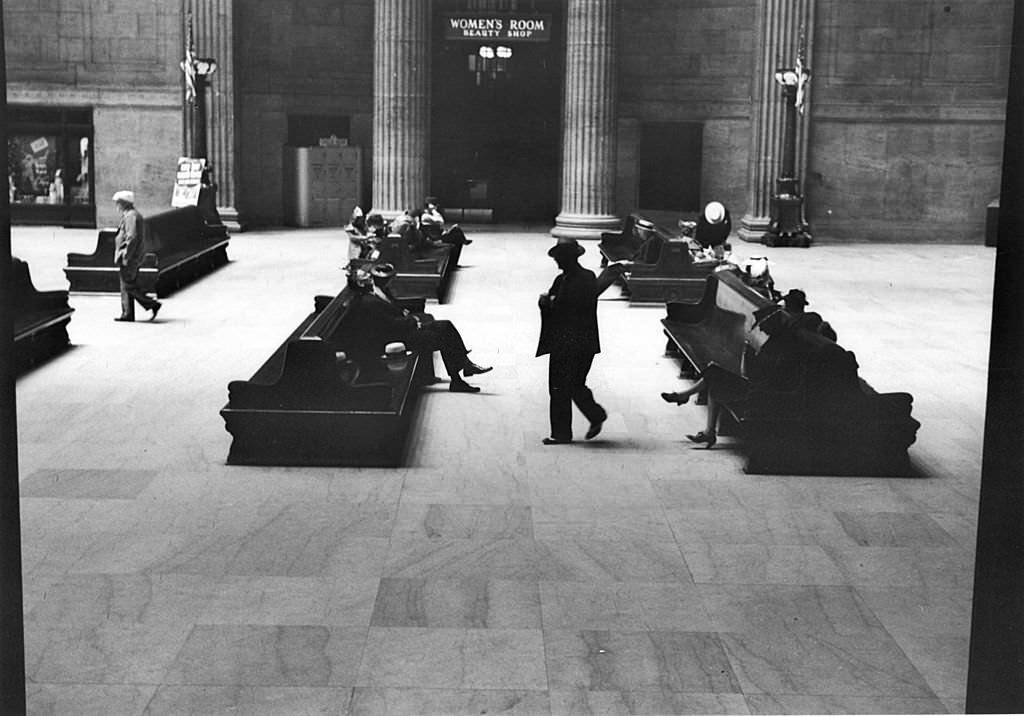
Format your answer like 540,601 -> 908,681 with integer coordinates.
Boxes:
551,213 -> 622,240
737,214 -> 771,244
218,206 -> 247,233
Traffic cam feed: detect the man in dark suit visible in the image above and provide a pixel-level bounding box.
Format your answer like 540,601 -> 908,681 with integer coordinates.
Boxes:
112,190 -> 162,322
537,238 -> 622,444
351,267 -> 491,393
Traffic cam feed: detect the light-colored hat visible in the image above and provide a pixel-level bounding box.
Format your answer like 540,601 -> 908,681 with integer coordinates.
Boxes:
112,190 -> 135,205
704,201 -> 726,224
547,237 -> 585,257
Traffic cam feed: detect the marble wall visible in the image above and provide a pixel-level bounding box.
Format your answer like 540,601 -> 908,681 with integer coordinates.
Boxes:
4,0 -> 181,226
808,0 -> 1013,241
234,0 -> 375,225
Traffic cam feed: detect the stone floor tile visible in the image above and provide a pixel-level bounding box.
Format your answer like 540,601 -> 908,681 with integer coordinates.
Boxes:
743,693 -> 951,715
540,581 -> 713,631
144,686 -> 350,716
26,684 -> 157,716
356,627 -> 547,690
370,577 -> 542,628
545,629 -> 741,694
348,687 -> 550,715
682,544 -> 846,586
549,688 -> 751,715
720,627 -> 937,698
162,625 -> 366,687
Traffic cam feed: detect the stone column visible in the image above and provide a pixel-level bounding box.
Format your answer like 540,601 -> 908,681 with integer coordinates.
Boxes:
738,0 -> 815,243
373,0 -> 430,219
552,0 -> 620,240
184,0 -> 242,230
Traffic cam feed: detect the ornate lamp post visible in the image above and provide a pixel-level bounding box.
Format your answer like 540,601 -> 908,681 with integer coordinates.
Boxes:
180,14 -> 217,162
765,47 -> 812,247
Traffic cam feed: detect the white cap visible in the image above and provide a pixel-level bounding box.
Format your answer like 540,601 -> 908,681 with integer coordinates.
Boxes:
704,201 -> 726,224
384,342 -> 407,357
112,190 -> 135,204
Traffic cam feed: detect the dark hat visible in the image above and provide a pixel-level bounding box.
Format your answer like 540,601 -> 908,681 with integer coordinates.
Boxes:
371,262 -> 396,279
752,305 -> 786,328
425,196 -> 440,206
547,237 -> 585,258
781,288 -> 808,306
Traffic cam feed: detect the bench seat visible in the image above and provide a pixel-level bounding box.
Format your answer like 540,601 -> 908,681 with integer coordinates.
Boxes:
220,288 -> 430,467
662,269 -> 919,476
12,257 -> 75,373
64,205 -> 229,297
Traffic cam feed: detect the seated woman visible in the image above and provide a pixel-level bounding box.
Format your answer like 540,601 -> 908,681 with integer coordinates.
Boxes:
660,305 -> 833,447
420,196 -> 472,246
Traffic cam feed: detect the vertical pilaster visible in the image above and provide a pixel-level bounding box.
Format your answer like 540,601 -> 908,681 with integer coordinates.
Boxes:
552,0 -> 620,240
739,0 -> 815,243
373,0 -> 430,218
184,0 -> 242,229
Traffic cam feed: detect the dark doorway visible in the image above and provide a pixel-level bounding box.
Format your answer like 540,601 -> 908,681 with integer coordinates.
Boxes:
431,1 -> 563,222
638,121 -> 703,212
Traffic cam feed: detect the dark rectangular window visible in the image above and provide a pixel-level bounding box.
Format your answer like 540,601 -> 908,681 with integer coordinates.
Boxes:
638,122 -> 703,212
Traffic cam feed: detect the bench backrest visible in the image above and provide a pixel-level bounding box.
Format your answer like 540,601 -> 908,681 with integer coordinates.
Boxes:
146,206 -> 210,255
11,257 -> 69,312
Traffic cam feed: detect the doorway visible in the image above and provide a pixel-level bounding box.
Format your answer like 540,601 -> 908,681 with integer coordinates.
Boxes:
431,1 -> 563,222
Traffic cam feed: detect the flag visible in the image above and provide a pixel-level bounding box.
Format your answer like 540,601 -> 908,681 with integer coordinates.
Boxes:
181,14 -> 197,103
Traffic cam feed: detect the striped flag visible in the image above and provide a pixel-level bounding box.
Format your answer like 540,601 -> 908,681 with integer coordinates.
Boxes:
181,13 -> 197,103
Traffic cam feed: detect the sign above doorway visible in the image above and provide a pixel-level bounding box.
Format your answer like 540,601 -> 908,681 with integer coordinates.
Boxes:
443,13 -> 552,42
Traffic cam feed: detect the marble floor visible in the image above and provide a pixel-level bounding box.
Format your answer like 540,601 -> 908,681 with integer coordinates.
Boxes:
10,224 -> 992,715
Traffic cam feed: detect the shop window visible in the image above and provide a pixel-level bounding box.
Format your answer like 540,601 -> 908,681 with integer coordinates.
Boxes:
7,106 -> 95,227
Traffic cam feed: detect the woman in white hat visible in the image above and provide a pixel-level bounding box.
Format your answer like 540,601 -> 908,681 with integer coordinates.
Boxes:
112,190 -> 162,322
693,200 -> 732,251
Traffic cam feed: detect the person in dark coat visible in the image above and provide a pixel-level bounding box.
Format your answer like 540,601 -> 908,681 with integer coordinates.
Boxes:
349,267 -> 491,393
780,288 -> 838,342
537,238 -> 621,444
693,201 -> 732,251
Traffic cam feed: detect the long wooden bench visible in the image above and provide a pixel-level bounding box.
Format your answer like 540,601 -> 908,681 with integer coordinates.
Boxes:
662,269 -> 920,476
220,286 -> 432,467
371,234 -> 458,302
64,205 -> 229,297
599,212 -> 721,304
12,257 -> 75,374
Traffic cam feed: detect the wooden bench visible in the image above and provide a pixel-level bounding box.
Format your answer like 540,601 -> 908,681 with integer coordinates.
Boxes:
662,269 -> 920,476
220,286 -> 432,467
12,257 -> 75,373
371,233 -> 458,302
599,212 -> 721,304
64,205 -> 229,297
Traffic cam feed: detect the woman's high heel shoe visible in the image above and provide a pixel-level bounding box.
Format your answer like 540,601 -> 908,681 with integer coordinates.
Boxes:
661,392 -> 690,405
686,431 -> 717,448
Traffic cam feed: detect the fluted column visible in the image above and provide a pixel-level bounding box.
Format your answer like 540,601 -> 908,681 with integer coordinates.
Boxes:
373,0 -> 430,218
739,0 -> 815,243
183,0 -> 242,229
552,0 -> 620,240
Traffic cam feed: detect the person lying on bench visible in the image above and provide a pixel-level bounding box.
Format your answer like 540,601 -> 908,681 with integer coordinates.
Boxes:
421,196 -> 472,246
659,307 -> 851,448
349,267 -> 492,393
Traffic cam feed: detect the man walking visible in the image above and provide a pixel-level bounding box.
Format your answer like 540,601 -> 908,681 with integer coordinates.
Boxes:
112,190 -> 161,322
537,238 -> 621,444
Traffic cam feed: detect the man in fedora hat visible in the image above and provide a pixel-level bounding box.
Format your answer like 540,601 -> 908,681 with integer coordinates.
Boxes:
779,288 -> 837,342
537,237 -> 623,444
351,263 -> 491,393
111,190 -> 162,322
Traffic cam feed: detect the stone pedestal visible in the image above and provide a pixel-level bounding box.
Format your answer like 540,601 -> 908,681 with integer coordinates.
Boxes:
372,0 -> 430,219
184,0 -> 243,230
552,0 -> 620,240
739,0 -> 815,243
